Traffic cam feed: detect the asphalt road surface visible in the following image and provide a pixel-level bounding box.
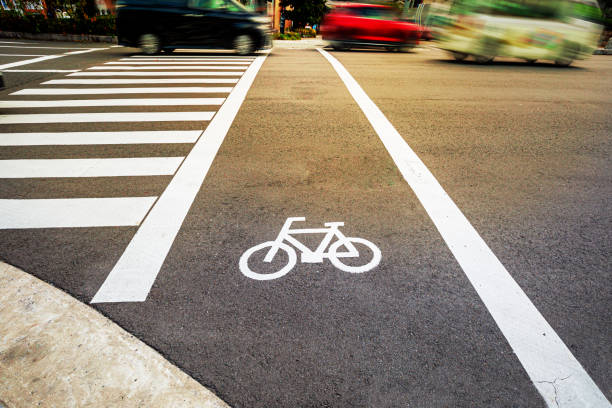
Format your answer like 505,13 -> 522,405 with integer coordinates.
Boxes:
0,40 -> 610,408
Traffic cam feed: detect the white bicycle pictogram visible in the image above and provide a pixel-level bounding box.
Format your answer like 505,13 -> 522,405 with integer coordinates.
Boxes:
239,217 -> 381,280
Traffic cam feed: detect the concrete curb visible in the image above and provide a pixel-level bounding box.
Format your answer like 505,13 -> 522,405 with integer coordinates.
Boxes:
0,261 -> 230,408
0,30 -> 117,43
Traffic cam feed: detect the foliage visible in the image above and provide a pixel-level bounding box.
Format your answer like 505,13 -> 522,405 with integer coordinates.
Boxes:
0,10 -> 116,35
273,31 -> 302,40
294,27 -> 316,37
280,0 -> 329,28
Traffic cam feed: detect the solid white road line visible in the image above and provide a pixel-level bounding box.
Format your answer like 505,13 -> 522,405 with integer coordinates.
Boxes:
0,112 -> 214,124
87,65 -> 248,70
11,87 -> 233,95
0,98 -> 225,108
43,78 -> 239,84
91,55 -> 267,304
3,69 -> 80,73
0,157 -> 183,178
0,131 -> 202,146
0,197 -> 157,229
68,71 -> 244,76
0,53 -> 46,56
0,54 -> 65,70
64,48 -> 107,55
107,61 -> 250,65
317,48 -> 611,408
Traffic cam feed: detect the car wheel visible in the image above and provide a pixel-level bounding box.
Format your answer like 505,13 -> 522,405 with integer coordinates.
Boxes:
162,48 -> 175,54
234,34 -> 254,56
139,33 -> 161,55
524,59 -> 537,64
451,51 -> 467,61
474,54 -> 494,64
555,58 -> 573,67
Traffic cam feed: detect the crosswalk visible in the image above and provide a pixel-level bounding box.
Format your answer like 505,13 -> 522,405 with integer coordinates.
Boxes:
0,53 -> 266,300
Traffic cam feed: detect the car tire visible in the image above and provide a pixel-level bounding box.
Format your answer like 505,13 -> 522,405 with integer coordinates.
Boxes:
162,48 -> 175,54
139,33 -> 161,55
234,34 -> 255,56
524,59 -> 537,64
474,54 -> 494,64
451,51 -> 467,61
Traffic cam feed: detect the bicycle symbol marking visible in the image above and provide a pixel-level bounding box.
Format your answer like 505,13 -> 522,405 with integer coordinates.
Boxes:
239,217 -> 381,280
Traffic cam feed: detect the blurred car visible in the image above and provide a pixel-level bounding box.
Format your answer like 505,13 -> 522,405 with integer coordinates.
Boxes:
430,0 -> 603,66
321,3 -> 421,51
0,72 -> 4,89
116,0 -> 272,55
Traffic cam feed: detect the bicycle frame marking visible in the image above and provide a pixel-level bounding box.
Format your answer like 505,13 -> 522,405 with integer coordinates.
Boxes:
239,217 -> 381,280
264,217 -> 358,263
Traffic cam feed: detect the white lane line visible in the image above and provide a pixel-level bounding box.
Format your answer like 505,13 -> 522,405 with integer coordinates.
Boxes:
0,112 -> 214,124
317,48 -> 611,408
0,54 -> 65,70
68,71 -> 244,76
0,197 -> 156,229
43,78 -> 239,84
0,98 -> 225,108
91,55 -> 267,304
0,45 -> 93,49
0,157 -> 183,178
107,61 -> 250,65
11,87 -> 233,95
3,69 -> 80,73
87,65 -> 248,70
0,53 -> 46,56
64,48 -> 107,55
0,131 -> 202,146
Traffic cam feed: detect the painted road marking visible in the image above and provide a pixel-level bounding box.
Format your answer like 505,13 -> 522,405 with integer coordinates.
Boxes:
0,45 -> 93,49
0,47 -> 108,70
317,48 -> 611,408
87,65 -> 248,70
0,112 -> 214,124
2,69 -> 80,73
239,217 -> 381,280
42,78 -> 239,84
127,56 -> 254,59
11,87 -> 233,95
91,55 -> 268,303
0,98 -> 225,108
0,53 -> 46,57
0,197 -> 156,229
0,131 -> 202,146
107,61 -> 250,65
68,71 -> 244,77
0,157 -> 183,178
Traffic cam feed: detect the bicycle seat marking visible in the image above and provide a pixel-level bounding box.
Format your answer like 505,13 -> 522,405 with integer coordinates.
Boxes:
239,217 -> 381,280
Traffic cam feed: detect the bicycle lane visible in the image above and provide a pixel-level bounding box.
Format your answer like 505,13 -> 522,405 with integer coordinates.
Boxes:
96,48 -> 546,408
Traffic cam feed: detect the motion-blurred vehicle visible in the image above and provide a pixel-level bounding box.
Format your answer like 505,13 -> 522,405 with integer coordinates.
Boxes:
321,3 -> 421,51
116,0 -> 272,55
0,72 -> 4,89
430,0 -> 603,66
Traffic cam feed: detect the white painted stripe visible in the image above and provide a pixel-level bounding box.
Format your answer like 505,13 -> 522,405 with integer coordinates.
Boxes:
0,53 -> 46,56
0,157 -> 183,178
128,55 -> 254,59
0,54 -> 64,70
68,71 -> 243,76
91,55 -> 267,304
0,112 -> 214,124
0,41 -> 33,44
0,98 -> 225,108
12,87 -> 233,95
0,45 -> 91,49
3,69 -> 80,73
64,48 -> 107,55
121,58 -> 253,62
0,131 -> 202,146
317,48 -> 611,408
108,61 -> 250,65
43,78 -> 239,84
0,197 -> 156,229
87,65 -> 247,70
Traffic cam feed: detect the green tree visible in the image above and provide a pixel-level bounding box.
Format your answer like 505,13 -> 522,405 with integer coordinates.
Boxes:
280,0 -> 329,28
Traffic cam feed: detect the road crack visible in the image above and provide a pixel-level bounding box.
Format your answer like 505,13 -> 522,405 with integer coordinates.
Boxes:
535,375 -> 572,408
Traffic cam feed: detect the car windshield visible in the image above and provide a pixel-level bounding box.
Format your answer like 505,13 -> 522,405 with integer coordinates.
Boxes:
190,0 -> 248,12
350,6 -> 396,20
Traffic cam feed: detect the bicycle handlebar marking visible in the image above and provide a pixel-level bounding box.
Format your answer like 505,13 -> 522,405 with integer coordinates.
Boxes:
239,217 -> 381,280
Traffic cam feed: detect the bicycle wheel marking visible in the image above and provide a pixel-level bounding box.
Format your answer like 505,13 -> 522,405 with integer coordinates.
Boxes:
239,217 -> 381,280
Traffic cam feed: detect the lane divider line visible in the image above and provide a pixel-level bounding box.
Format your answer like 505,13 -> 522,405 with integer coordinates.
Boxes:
317,48 -> 610,408
91,55 -> 268,304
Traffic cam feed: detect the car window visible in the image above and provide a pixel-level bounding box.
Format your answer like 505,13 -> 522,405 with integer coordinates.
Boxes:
188,0 -> 246,11
354,7 -> 395,20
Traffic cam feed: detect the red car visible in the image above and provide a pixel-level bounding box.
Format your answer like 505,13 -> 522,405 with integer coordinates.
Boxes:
321,3 -> 421,51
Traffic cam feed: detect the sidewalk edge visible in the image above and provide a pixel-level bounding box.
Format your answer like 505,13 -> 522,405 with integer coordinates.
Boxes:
0,261 -> 230,408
